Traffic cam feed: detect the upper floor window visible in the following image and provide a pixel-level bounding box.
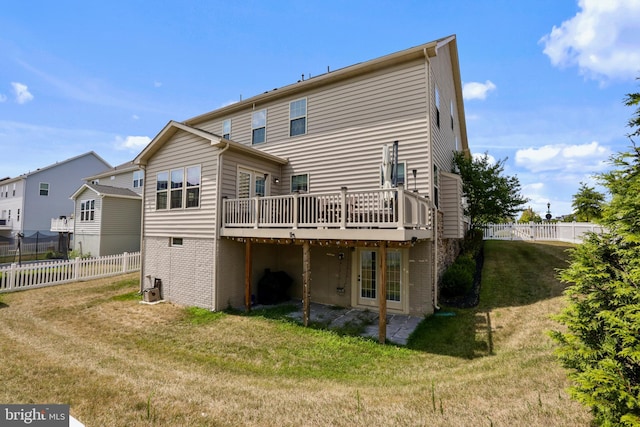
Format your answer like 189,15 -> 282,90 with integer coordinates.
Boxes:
252,109 -> 267,144
450,100 -> 455,130
12,183 -> 16,196
435,87 -> 441,129
289,98 -> 307,137
133,170 -> 144,188
39,182 -> 49,196
80,200 -> 95,221
222,119 -> 231,140
291,174 -> 309,192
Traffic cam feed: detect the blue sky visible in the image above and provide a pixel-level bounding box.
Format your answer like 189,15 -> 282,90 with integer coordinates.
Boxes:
1,0 -> 639,217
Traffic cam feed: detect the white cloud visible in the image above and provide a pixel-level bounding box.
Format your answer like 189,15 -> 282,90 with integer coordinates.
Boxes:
472,152 -> 496,165
462,80 -> 496,100
0,93 -> 6,102
115,135 -> 151,151
11,82 -> 33,104
515,141 -> 610,173
154,81 -> 162,88
540,0 -> 640,82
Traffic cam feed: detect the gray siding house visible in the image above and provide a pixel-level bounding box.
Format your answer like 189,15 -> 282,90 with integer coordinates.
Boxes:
70,162 -> 143,257
0,152 -> 111,243
134,35 -> 469,336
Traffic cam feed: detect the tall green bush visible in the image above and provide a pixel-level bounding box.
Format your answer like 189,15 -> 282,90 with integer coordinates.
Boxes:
552,88 -> 640,426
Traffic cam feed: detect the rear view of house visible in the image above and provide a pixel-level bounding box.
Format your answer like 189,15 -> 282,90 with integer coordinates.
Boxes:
135,35 -> 470,334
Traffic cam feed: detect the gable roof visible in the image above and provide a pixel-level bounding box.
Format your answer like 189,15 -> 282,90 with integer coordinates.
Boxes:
84,160 -> 139,181
182,34 -> 468,154
70,183 -> 141,201
134,120 -> 288,166
2,151 -> 112,184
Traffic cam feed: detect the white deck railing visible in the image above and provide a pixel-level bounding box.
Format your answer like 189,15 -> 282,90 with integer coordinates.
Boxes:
223,186 -> 434,231
0,251 -> 141,293
50,217 -> 74,232
480,222 -> 606,243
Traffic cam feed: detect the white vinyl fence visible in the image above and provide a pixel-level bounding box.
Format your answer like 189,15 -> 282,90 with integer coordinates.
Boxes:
0,252 -> 140,293
480,222 -> 605,244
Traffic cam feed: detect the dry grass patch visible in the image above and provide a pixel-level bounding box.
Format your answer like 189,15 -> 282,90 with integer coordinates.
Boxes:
0,243 -> 593,426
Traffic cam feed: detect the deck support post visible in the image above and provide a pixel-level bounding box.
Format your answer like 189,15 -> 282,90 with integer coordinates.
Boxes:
302,241 -> 311,327
244,239 -> 252,312
379,241 -> 387,344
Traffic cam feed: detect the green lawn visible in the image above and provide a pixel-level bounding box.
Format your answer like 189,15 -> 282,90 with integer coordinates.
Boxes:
0,240 -> 591,426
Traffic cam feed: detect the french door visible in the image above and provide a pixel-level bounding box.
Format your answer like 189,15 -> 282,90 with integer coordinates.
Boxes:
238,168 -> 268,198
355,248 -> 406,312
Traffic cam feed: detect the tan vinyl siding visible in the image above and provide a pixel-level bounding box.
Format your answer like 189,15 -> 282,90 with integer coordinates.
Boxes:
408,241 -> 434,316
98,171 -> 133,190
441,172 -> 464,239
74,192 -> 101,235
430,43 -> 460,175
100,198 -> 141,255
198,60 -> 434,196
143,130 -> 218,239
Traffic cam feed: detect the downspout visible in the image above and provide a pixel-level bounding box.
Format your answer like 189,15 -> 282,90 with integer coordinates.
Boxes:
213,141 -> 231,310
424,47 -> 441,311
138,164 -> 147,294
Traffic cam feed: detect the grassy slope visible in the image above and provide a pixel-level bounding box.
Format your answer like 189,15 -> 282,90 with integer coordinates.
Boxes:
0,241 -> 591,426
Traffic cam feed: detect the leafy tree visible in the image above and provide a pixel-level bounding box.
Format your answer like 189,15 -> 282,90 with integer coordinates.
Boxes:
518,207 -> 542,223
552,85 -> 640,426
571,181 -> 605,222
453,151 -> 528,225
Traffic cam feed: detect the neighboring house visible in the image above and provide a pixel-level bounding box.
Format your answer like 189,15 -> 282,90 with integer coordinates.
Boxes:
134,35 -> 470,330
69,161 -> 143,257
0,152 -> 112,244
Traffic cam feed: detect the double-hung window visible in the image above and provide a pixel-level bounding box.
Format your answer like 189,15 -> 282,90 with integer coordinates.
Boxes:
185,166 -> 201,208
435,87 -> 441,129
133,170 -> 144,188
291,174 -> 309,192
39,182 -> 49,196
222,119 -> 231,140
80,200 -> 95,221
289,98 -> 307,136
156,172 -> 169,209
170,169 -> 184,209
252,109 -> 267,144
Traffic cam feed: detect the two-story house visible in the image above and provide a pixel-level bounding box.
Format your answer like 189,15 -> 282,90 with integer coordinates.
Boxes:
134,35 -> 470,337
67,161 -> 143,257
0,151 -> 111,247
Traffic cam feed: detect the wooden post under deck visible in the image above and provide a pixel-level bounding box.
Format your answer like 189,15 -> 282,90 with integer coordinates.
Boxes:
245,240 -> 252,312
379,242 -> 387,344
302,241 -> 311,327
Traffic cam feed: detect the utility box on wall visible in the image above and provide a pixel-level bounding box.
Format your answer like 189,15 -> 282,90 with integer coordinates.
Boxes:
143,288 -> 160,303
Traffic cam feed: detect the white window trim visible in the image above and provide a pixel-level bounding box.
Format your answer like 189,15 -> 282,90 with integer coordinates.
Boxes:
237,166 -> 270,198
80,199 -> 95,222
156,165 -> 201,210
222,119 -> 231,140
251,109 -> 267,145
290,173 -> 309,193
289,98 -> 307,137
39,182 -> 49,196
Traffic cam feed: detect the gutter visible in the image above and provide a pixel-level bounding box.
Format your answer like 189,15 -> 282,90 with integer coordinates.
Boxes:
424,47 -> 441,311
138,164 -> 147,294
212,141 -> 231,310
